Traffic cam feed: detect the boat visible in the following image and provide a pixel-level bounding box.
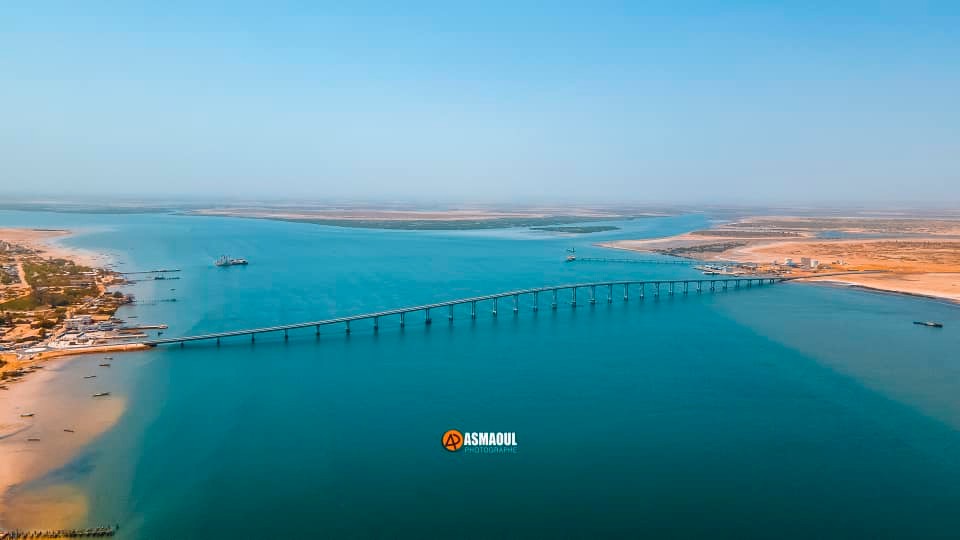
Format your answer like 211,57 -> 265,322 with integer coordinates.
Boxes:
913,321 -> 944,328
565,255 -> 577,262
63,429 -> 75,433
215,255 -> 249,267
92,392 -> 110,397
27,438 -> 41,442
20,413 -> 35,417
99,363 -> 111,367
104,357 -> 113,360
84,375 -> 97,379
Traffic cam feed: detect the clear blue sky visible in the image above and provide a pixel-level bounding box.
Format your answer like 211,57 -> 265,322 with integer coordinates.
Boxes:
2,1 -> 957,205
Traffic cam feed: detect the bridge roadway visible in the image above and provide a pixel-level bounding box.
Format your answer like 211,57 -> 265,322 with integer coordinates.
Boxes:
143,276 -> 784,347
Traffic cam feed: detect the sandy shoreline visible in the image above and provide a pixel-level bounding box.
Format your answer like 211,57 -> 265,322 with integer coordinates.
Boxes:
0,228 -> 133,530
600,220 -> 960,304
0,228 -> 108,268
0,354 -> 127,530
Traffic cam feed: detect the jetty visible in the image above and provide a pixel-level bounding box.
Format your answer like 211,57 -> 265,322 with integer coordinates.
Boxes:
143,277 -> 785,347
0,525 -> 116,538
118,269 -> 180,275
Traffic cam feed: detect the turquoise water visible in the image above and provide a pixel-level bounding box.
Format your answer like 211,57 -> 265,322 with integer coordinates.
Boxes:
4,210 -> 960,538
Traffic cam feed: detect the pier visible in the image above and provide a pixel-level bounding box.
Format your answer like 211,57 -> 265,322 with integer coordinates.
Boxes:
143,277 -> 785,347
0,526 -> 116,538
117,268 -> 180,275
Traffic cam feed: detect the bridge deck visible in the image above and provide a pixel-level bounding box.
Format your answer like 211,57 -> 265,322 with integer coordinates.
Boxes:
144,277 -> 783,346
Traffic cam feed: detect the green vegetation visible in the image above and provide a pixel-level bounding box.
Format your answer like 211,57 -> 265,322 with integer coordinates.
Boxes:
654,242 -> 747,257
0,294 -> 42,311
530,225 -> 620,234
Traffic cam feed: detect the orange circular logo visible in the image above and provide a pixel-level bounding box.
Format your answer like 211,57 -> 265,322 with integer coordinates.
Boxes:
442,429 -> 464,452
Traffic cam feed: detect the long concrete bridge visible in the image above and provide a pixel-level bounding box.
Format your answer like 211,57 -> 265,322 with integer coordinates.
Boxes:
143,276 -> 785,347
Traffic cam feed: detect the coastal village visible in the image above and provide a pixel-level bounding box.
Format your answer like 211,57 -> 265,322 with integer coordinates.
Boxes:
0,235 -> 152,383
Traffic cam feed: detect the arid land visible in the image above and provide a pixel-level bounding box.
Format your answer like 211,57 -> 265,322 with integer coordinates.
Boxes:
601,216 -> 960,303
1,229 -> 148,373
186,205 -> 665,230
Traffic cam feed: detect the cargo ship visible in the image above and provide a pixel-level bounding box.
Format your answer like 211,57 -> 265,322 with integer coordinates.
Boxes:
215,255 -> 249,267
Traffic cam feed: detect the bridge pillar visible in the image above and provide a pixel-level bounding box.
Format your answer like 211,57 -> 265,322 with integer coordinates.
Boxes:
590,286 -> 596,304
654,282 -> 660,297
373,318 -> 379,332
571,288 -> 577,307
747,279 -> 752,288
723,281 -> 728,291
683,281 -> 689,295
710,281 -> 715,292
697,281 -> 702,294
669,282 -> 674,296
284,329 -> 288,340
492,297 -> 498,317
180,342 -> 184,348
316,324 -> 320,335
449,305 -> 454,321
639,283 -> 645,300
533,291 -> 539,312
345,320 -> 351,334
425,308 -> 432,325
513,294 -> 519,314
552,289 -> 558,309
251,334 -> 255,343
471,301 -> 477,319
216,337 -> 220,346
623,284 -> 629,302
607,284 -> 613,303
400,312 -> 406,328
736,280 -> 740,289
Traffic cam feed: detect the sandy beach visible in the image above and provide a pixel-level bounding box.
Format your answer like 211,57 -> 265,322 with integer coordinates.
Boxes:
0,228 -> 107,268
0,355 -> 126,530
0,228 -> 136,530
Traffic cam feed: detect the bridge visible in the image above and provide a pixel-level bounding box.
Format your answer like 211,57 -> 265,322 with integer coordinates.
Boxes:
144,276 -> 784,347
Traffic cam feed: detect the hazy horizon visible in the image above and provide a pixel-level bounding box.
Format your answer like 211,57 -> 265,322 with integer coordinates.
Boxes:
3,2 -> 958,204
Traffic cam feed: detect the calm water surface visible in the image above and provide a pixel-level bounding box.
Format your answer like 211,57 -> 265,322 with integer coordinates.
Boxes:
3,210 -> 960,539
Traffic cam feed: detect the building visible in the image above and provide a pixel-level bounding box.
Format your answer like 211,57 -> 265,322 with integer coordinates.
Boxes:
64,315 -> 94,331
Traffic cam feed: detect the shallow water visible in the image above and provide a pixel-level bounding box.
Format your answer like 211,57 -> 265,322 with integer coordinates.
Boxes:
2,210 -> 959,538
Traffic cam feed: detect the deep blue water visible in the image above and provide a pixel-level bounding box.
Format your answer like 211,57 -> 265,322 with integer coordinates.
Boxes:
3,210 -> 960,538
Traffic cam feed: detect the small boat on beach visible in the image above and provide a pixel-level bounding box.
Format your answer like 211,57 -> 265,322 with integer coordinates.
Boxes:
92,392 -> 110,397
914,321 -> 944,328
27,438 -> 41,442
64,429 -> 75,433
20,413 -> 35,417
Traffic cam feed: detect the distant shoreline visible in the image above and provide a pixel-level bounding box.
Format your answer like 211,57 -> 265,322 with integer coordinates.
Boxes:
598,215 -> 960,304
183,207 -> 664,231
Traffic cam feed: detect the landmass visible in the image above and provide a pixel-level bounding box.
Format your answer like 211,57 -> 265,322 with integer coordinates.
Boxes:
530,225 -> 620,234
600,216 -> 960,302
185,205 -> 660,230
0,229 -> 146,532
0,229 -> 148,372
